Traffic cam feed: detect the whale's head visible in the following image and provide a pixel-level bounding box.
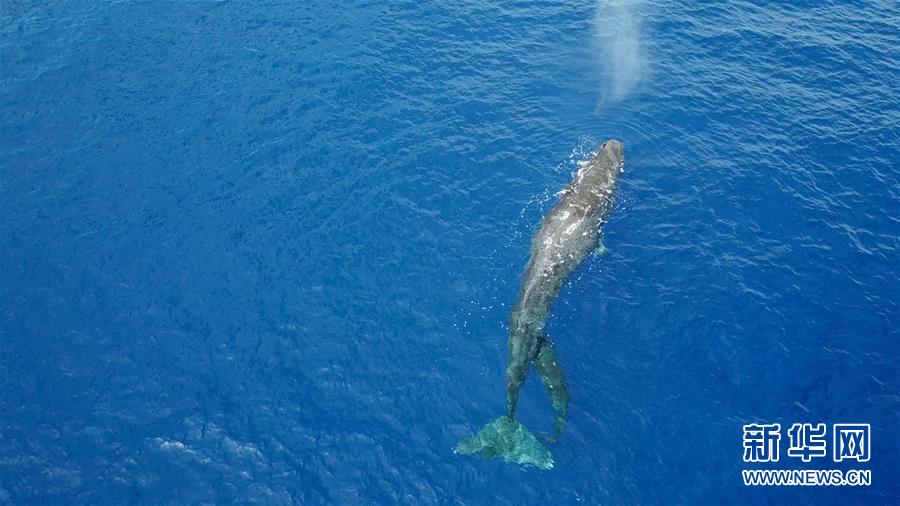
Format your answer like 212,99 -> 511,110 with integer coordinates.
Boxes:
599,139 -> 624,164
575,140 -> 624,193
590,139 -> 624,185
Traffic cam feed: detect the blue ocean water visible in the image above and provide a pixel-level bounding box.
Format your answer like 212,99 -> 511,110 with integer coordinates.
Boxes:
1,0 -> 898,504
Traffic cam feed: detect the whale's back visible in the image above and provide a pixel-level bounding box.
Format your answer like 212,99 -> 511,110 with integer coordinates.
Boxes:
513,140 -> 624,329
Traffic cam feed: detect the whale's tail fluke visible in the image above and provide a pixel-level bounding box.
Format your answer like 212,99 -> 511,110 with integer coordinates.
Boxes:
455,337 -> 569,469
455,415 -> 554,469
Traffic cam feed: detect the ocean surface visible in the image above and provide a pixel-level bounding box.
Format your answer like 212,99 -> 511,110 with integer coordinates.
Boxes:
1,1 -> 898,504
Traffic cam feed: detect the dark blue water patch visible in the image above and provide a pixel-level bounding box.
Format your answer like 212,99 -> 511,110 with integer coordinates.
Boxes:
2,0 -> 898,504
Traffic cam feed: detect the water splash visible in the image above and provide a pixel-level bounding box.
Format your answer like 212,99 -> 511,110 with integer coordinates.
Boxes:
593,0 -> 648,103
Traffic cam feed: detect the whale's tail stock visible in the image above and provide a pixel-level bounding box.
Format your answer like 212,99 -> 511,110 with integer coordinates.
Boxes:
455,338 -> 569,470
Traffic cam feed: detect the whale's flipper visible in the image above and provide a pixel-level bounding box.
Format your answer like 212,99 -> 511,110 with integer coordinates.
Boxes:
593,231 -> 607,256
455,416 -> 553,469
534,337 -> 570,443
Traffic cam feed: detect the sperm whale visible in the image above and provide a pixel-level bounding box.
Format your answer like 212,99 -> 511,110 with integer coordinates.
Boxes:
457,140 -> 624,469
